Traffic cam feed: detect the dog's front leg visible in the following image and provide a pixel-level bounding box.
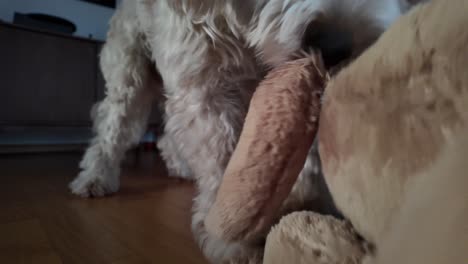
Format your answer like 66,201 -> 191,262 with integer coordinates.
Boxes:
69,7 -> 158,197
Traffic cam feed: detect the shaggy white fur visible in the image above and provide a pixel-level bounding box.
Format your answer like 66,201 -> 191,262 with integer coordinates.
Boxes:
70,0 -> 410,263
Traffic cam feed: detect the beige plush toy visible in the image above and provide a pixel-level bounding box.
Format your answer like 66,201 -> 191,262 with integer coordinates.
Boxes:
206,0 -> 468,263
205,54 -> 328,242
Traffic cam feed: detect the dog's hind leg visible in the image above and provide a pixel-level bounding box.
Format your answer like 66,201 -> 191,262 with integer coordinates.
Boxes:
159,74 -> 262,262
69,5 -> 158,197
157,133 -> 193,179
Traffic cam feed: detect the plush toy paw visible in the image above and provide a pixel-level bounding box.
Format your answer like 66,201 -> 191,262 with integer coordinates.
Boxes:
264,212 -> 368,264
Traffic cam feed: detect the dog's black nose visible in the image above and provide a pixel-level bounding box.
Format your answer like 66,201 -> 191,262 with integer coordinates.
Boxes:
303,26 -> 353,68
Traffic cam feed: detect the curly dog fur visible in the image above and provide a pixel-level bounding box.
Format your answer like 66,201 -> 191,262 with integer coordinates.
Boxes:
70,0 -> 411,262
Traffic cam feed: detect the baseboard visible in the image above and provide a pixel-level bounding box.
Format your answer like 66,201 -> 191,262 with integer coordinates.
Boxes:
0,126 -> 157,154
0,144 -> 87,154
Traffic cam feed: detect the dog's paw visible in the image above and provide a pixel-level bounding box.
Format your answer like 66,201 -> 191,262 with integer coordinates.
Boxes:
69,170 -> 119,198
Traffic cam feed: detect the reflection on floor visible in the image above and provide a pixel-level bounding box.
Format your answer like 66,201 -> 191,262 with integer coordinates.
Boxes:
0,151 -> 207,264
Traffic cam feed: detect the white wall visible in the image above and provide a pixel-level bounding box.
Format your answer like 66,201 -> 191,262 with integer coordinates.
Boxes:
0,0 -> 119,41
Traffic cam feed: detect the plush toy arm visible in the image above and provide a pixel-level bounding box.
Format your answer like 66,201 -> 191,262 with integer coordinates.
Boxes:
205,54 -> 327,242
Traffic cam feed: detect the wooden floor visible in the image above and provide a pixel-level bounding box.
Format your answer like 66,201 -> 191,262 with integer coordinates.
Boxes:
0,151 -> 208,264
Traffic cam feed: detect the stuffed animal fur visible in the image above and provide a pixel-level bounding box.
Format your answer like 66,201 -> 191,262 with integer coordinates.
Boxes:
206,0 -> 468,263
318,0 -> 468,244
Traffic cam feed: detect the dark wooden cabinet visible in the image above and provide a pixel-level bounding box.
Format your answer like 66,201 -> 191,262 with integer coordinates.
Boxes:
0,22 -> 160,153
0,22 -> 103,126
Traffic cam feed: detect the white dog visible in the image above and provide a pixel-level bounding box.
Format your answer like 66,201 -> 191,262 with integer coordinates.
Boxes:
70,0 -> 411,262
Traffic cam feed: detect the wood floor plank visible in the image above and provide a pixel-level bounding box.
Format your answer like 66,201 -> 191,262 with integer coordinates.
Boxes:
0,202 -> 36,224
0,219 -> 63,264
0,152 -> 208,264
